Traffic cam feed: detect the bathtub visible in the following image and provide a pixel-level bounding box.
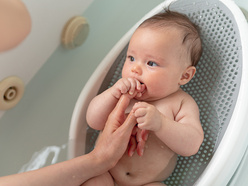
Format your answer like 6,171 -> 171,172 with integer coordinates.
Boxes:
0,0 -> 248,185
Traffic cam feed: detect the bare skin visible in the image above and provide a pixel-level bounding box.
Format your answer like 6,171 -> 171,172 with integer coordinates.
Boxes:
0,95 -> 139,186
109,89 -> 194,186
85,26 -> 204,185
110,134 -> 177,186
84,89 -> 201,186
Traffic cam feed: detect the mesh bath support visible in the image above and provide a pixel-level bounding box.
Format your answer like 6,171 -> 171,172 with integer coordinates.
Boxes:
69,0 -> 248,185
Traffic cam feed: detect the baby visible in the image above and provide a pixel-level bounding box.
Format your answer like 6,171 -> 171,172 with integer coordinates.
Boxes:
84,10 -> 204,186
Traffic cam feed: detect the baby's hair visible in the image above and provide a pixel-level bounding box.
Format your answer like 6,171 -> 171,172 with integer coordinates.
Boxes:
138,10 -> 202,67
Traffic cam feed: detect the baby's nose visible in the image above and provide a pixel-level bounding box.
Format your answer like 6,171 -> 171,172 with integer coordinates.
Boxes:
131,64 -> 142,75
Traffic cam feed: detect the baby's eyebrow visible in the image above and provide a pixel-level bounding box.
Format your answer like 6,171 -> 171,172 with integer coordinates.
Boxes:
127,49 -> 165,62
146,54 -> 165,62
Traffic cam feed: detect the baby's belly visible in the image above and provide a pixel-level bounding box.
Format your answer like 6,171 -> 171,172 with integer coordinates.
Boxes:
109,132 -> 178,186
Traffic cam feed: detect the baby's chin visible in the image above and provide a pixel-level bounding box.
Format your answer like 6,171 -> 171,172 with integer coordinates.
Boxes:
134,88 -> 147,100
134,93 -> 149,101
134,96 -> 144,101
134,96 -> 155,102
134,92 -> 161,102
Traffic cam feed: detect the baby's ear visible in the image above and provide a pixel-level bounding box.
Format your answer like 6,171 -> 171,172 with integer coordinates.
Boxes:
179,66 -> 196,85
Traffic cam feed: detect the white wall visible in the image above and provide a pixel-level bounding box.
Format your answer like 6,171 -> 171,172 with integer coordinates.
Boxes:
0,0 -> 93,118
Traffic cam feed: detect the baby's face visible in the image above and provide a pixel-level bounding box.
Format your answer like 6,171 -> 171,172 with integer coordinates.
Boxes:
122,27 -> 191,101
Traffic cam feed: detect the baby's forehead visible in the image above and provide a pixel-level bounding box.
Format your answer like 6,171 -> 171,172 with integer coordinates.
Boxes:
149,27 -> 192,62
139,24 -> 186,41
132,26 -> 187,49
130,27 -> 190,64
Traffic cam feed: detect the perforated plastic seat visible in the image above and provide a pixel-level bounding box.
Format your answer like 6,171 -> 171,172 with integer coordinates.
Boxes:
69,0 -> 248,185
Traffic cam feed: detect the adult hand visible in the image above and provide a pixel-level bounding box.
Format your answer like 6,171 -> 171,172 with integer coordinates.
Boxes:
128,126 -> 149,156
0,94 -> 137,186
91,94 -> 138,168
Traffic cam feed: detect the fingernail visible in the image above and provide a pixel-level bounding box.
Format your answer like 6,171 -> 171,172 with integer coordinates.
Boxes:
129,150 -> 134,157
129,91 -> 133,95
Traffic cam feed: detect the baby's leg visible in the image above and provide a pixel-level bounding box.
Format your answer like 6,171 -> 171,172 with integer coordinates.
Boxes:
81,172 -> 114,186
143,182 -> 166,186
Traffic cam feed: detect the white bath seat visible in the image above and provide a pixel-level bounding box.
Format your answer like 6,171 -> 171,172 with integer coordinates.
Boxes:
69,0 -> 248,185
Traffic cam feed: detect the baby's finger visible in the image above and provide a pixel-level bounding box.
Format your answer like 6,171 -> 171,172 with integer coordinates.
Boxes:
135,79 -> 141,91
134,108 -> 146,118
133,102 -> 146,111
136,118 -> 147,130
120,78 -> 131,94
127,78 -> 136,95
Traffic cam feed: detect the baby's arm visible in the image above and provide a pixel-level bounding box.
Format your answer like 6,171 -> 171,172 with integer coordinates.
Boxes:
133,97 -> 204,157
86,78 -> 145,130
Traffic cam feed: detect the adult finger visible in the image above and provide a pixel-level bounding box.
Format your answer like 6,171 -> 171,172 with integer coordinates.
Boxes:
137,139 -> 145,156
107,94 -> 131,130
141,129 -> 149,141
137,129 -> 149,156
128,136 -> 137,157
99,98 -> 137,163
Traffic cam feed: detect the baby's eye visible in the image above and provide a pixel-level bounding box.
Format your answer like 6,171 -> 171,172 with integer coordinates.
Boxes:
147,61 -> 158,67
128,56 -> 135,62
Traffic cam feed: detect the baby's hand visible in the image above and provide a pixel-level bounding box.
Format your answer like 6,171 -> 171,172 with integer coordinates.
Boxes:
112,78 -> 145,99
133,102 -> 162,132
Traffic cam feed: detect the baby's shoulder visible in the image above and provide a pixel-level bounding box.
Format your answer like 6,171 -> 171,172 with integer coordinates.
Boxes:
172,89 -> 200,116
164,88 -> 193,103
157,89 -> 197,114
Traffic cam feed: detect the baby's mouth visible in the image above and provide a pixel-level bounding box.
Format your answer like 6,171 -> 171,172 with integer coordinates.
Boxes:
139,81 -> 145,88
139,80 -> 144,85
139,82 -> 146,93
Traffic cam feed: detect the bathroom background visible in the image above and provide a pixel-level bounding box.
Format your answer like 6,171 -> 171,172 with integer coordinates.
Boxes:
0,0 -> 247,182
